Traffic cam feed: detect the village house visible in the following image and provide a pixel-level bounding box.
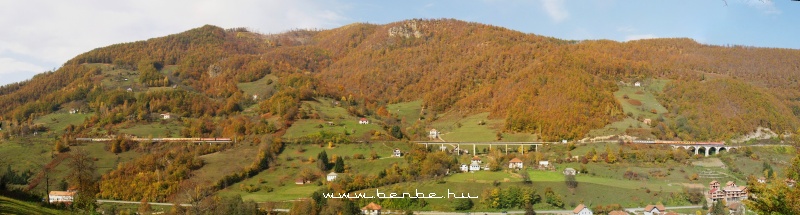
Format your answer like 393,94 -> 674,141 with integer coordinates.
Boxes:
295,178 -> 306,185
326,172 -> 338,182
160,113 -> 172,120
757,177 -> 766,184
472,156 -> 482,164
69,108 -> 78,114
48,190 -> 76,204
643,204 -> 665,215
634,81 -> 641,87
709,180 -> 748,203
508,158 -> 523,169
469,160 -> 481,172
359,118 -> 369,125
393,148 -> 402,157
643,118 -> 652,126
538,160 -> 551,170
460,164 -> 469,172
361,202 -> 382,215
786,179 -> 796,187
572,204 -> 593,215
564,168 -> 577,176
252,94 -> 258,101
126,87 -> 133,92
429,129 -> 439,139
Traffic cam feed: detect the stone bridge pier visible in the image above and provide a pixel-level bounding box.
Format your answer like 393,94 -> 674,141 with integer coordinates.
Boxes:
672,145 -> 739,157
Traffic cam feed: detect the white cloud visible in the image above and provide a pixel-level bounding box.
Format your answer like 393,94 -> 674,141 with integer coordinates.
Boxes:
742,0 -> 781,15
624,34 -> 658,41
0,0 -> 349,85
0,58 -> 46,75
540,0 -> 569,23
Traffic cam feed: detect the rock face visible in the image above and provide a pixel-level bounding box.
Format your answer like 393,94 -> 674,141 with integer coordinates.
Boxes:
388,20 -> 424,39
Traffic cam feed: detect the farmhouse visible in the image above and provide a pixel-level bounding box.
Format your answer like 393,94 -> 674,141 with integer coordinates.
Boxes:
393,148 -> 402,157
460,164 -> 469,172
359,118 -> 369,124
757,177 -> 766,184
429,129 -> 439,139
48,190 -> 76,204
327,172 -> 338,182
160,113 -> 172,119
361,202 -> 382,215
643,118 -> 652,126
469,160 -> 481,171
126,87 -> 133,92
564,168 -> 577,175
643,204 -> 665,215
572,204 -> 593,215
538,160 -> 551,170
295,178 -> 306,185
69,108 -> 78,114
508,158 -> 523,169
634,81 -> 641,87
471,156 -> 482,164
787,179 -> 796,187
709,180 -> 747,202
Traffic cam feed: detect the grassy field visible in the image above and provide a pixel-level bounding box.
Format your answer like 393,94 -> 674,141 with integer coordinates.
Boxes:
237,75 -> 277,98
0,196 -> 63,215
386,100 -> 422,122
220,143 -> 411,202
284,97 -> 387,139
589,79 -> 670,137
119,121 -> 183,138
444,171 -> 522,183
33,112 -> 91,136
189,142 -> 262,186
0,137 -> 57,171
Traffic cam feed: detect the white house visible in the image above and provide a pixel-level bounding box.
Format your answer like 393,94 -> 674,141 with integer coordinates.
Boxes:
572,204 -> 593,215
469,161 -> 481,172
361,202 -> 382,215
326,172 -> 338,182
643,204 -> 665,215
295,178 -> 306,185
643,118 -> 652,126
471,156 -> 482,164
359,118 -> 369,125
563,168 -> 577,176
758,177 -> 766,184
634,81 -> 641,87
126,87 -> 133,92
539,161 -> 550,169
429,129 -> 439,139
160,113 -> 172,120
508,158 -> 523,169
48,190 -> 76,204
460,164 -> 469,172
69,108 -> 78,114
252,94 -> 258,101
393,148 -> 402,157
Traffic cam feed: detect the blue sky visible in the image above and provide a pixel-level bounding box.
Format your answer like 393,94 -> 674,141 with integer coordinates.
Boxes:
0,0 -> 797,86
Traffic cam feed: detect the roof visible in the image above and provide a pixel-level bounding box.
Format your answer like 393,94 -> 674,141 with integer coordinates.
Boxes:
726,181 -> 735,186
472,156 -> 481,160
608,211 -> 628,215
709,188 -> 718,194
362,202 -> 382,210
664,212 -> 679,215
509,158 -> 523,163
49,191 -> 76,196
644,204 -> 665,212
359,118 -> 368,121
710,180 -> 719,185
327,172 -> 338,176
565,167 -> 576,171
572,204 -> 587,214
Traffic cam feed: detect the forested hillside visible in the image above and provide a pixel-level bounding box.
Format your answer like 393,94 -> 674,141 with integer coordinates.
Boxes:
1,19 -> 800,141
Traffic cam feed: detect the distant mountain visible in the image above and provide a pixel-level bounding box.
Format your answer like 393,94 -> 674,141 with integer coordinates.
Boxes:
2,18 -> 799,141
